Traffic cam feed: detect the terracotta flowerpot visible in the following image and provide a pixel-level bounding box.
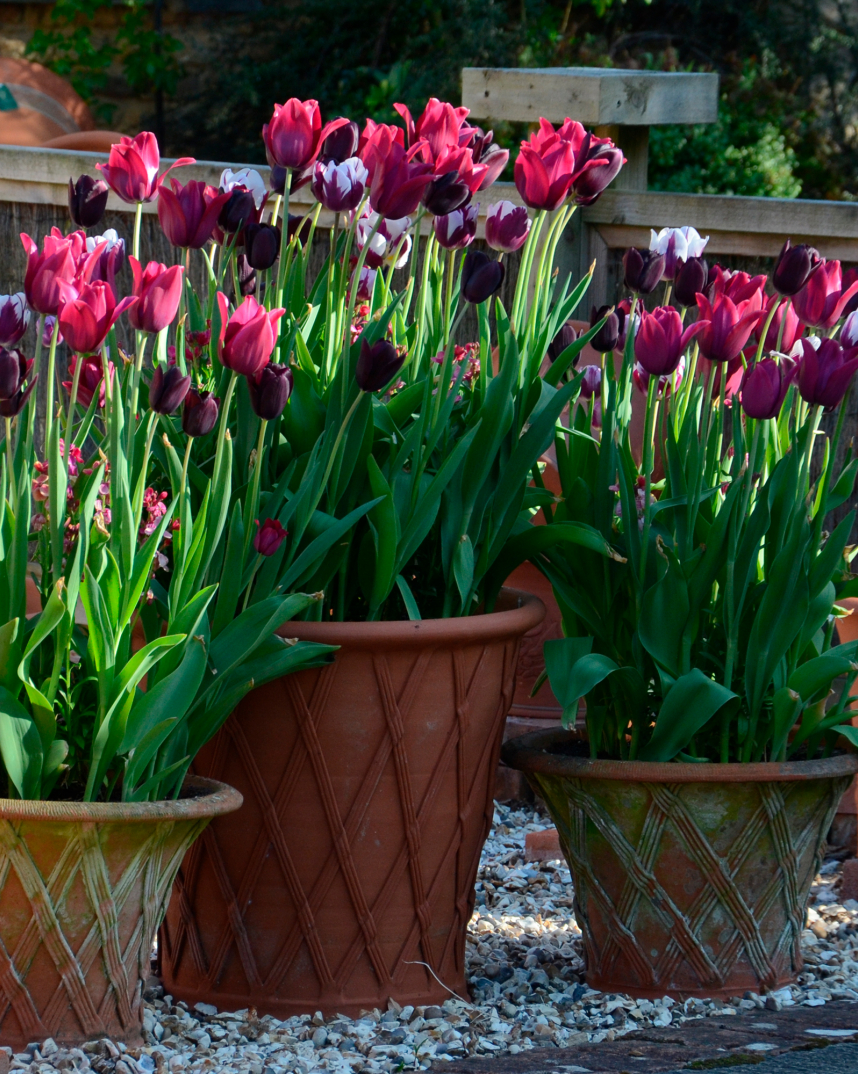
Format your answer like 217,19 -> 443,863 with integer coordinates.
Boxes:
0,776 -> 241,1049
829,598 -> 858,852
160,589 -> 545,1018
502,728 -> 857,999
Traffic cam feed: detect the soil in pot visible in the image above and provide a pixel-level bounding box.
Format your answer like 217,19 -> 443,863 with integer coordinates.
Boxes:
502,727 -> 857,1000
0,777 -> 241,1049
160,589 -> 544,1018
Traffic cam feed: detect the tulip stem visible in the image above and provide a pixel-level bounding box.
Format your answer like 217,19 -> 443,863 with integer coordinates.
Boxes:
754,296 -> 782,366
687,363 -> 716,556
179,434 -> 192,501
341,214 -> 382,406
127,332 -> 149,461
324,212 -> 340,380
637,374 -> 659,601
443,248 -> 456,343
133,202 -> 143,263
511,210 -> 546,336
776,298 -> 791,353
43,316 -> 60,449
242,418 -> 268,563
212,371 -> 238,490
4,417 -> 14,510
274,168 -> 293,322
63,348 -> 84,449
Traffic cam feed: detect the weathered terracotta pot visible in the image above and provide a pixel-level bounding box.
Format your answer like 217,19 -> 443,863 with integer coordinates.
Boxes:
160,589 -> 545,1018
502,728 -> 857,999
0,777 -> 242,1049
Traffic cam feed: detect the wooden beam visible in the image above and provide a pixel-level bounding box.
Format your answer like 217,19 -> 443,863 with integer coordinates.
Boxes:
462,68 -> 718,127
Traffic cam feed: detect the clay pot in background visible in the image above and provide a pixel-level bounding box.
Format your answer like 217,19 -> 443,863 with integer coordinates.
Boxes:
830,598 -> 858,852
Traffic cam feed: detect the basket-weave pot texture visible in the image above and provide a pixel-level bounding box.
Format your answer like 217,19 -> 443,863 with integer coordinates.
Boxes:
502,728 -> 858,999
159,589 -> 545,1017
0,776 -> 242,1049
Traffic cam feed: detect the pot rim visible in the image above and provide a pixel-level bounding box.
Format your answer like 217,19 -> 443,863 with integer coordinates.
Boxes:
0,775 -> 243,822
502,727 -> 858,783
276,587 -> 545,648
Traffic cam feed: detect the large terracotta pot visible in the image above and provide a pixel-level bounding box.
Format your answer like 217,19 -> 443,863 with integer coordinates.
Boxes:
160,588 -> 545,1018
502,727 -> 856,999
0,776 -> 241,1049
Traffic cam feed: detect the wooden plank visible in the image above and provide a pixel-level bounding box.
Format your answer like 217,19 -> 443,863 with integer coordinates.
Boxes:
462,68 -> 718,126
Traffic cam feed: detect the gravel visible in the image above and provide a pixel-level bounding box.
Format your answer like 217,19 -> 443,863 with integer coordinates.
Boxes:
8,802 -> 858,1073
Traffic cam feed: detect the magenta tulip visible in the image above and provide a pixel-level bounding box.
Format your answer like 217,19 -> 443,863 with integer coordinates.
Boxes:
254,517 -> 287,557
740,359 -> 792,420
57,280 -> 133,354
792,259 -> 858,330
128,258 -> 184,334
217,293 -> 285,377
96,132 -> 194,204
696,292 -> 760,364
158,179 -> 231,249
263,99 -> 348,171
394,98 -> 470,163
21,229 -> 79,315
369,142 -> 435,219
62,354 -> 112,408
754,294 -> 803,354
795,337 -> 858,408
707,267 -> 767,312
635,306 -> 707,377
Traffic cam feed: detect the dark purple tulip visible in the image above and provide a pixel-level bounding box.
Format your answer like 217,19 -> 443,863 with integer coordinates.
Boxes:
547,322 -> 577,364
470,131 -> 509,190
68,174 -> 109,228
674,257 -> 709,308
150,364 -> 191,415
286,214 -> 313,244
423,172 -> 471,216
247,361 -> 293,420
0,348 -> 28,399
244,223 -> 281,270
772,239 -> 822,297
461,249 -> 504,304
219,188 -> 257,233
635,307 -> 707,377
321,120 -> 360,164
182,389 -> 219,437
589,304 -> 622,354
433,204 -> 477,250
0,375 -> 36,417
623,247 -> 665,295
740,359 -> 791,420
356,338 -> 405,392
237,254 -> 257,297
269,165 -> 288,195
796,337 -> 858,409
573,146 -> 624,206
0,293 -> 30,347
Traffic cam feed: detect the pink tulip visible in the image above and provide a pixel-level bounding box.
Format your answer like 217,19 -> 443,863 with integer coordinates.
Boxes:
96,132 -> 194,204
696,292 -> 760,364
635,306 -> 707,377
262,99 -> 349,172
62,353 -> 113,408
707,266 -> 767,313
128,258 -> 184,334
368,142 -> 435,219
514,119 -> 622,211
57,279 -> 134,354
158,179 -> 231,249
792,259 -> 858,330
21,229 -> 79,315
394,98 -> 471,163
753,293 -> 803,354
216,293 -> 285,377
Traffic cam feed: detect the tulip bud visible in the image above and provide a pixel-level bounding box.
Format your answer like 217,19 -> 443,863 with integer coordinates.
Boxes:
423,172 -> 471,216
772,239 -> 822,296
244,223 -> 281,270
589,305 -> 621,354
461,250 -> 504,304
0,348 -> 27,399
547,322 -> 577,364
485,201 -> 531,253
674,257 -> 709,308
433,204 -> 478,250
254,517 -> 287,556
796,336 -> 858,408
0,293 -> 30,347
68,175 -> 109,229
355,338 -> 405,392
579,364 -> 602,399
623,247 -> 665,295
182,389 -> 219,437
219,188 -> 257,233
321,120 -> 360,164
741,359 -> 789,420
149,364 -> 191,415
247,362 -> 293,420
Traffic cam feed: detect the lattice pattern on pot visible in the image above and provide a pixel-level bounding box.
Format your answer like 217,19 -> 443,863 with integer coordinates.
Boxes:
536,773 -> 849,996
162,641 -> 518,1005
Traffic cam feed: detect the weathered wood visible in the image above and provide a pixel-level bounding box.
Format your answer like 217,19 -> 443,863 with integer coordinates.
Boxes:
595,125 -> 649,192
461,68 -> 719,127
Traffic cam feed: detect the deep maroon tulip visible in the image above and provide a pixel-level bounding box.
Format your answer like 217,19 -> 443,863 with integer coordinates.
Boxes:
287,214 -> 313,244
356,338 -> 405,392
236,254 -> 257,298
772,239 -> 822,296
0,349 -> 35,417
574,145 -> 624,205
696,292 -> 760,364
468,129 -> 509,191
754,294 -> 803,354
321,120 -> 360,164
792,259 -> 858,330
269,165 -> 288,195
247,362 -> 293,420
218,188 -> 258,234
244,223 -> 281,270
423,172 -> 472,216
217,293 -> 285,377
623,248 -> 665,295
21,229 -> 78,315
674,257 -> 709,308
461,249 -> 504,304
62,354 -> 112,408
633,356 -> 685,397
158,178 -> 231,249
635,306 -> 707,377
0,293 -> 29,347
57,280 -> 134,355
182,389 -> 219,437
311,157 -> 368,213
589,304 -> 622,353
547,322 -> 577,364
96,132 -> 194,204
485,201 -> 531,253
433,204 -> 478,250
369,142 -> 435,219
68,175 -> 109,228
254,517 -> 287,556
740,359 -> 791,419
262,99 -> 348,171
149,364 -> 191,415
707,266 -> 767,312
128,258 -> 184,334
796,337 -> 858,409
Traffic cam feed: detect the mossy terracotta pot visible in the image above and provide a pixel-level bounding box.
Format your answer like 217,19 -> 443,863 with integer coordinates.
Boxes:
160,589 -> 544,1018
0,777 -> 242,1049
502,728 -> 858,999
